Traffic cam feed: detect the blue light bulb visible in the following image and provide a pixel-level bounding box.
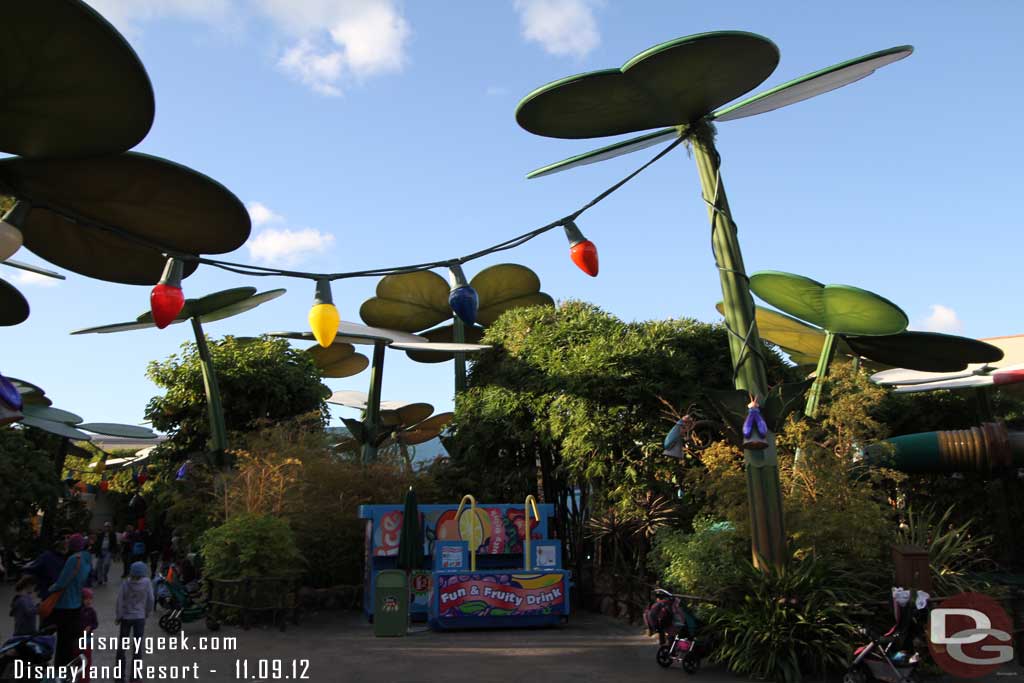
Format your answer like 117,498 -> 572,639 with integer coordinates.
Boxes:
449,285 -> 479,325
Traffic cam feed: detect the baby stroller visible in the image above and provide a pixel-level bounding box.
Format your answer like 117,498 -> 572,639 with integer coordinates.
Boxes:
0,624 -> 86,682
645,588 -> 712,674
155,565 -> 219,633
844,588 -> 930,683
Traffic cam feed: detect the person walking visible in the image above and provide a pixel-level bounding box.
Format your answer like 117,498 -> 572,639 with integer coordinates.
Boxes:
120,525 -> 136,579
10,575 -> 38,636
116,561 -> 155,681
49,533 -> 91,667
23,537 -> 67,605
94,522 -> 117,586
80,588 -> 98,682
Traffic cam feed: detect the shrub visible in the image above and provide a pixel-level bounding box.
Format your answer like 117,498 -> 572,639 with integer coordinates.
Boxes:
649,517 -> 747,598
709,555 -> 870,683
895,505 -> 997,595
200,513 -> 303,579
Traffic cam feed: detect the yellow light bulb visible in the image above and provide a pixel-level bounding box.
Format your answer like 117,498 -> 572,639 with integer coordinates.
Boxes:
309,302 -> 340,347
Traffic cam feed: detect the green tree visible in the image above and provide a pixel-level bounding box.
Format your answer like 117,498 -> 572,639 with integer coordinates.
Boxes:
445,300 -> 793,596
145,335 -> 329,458
0,428 -> 62,549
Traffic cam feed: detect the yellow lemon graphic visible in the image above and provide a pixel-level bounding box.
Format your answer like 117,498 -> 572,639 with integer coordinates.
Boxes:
458,509 -> 487,549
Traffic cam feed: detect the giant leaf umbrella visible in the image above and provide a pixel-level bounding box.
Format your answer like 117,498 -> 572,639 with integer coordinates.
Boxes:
747,271 -> 1005,414
0,153 -> 251,285
360,264 -> 552,390
328,390 -> 452,454
273,323 -> 486,463
749,271 -> 908,416
1,0 -> 154,160
517,32 -> 912,568
725,302 -> 1004,374
72,287 -> 286,458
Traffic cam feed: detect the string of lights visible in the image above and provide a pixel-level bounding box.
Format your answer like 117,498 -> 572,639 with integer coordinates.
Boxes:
48,135 -> 685,344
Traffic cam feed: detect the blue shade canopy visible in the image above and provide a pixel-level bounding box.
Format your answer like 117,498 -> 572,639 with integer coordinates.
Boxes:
0,0 -> 155,159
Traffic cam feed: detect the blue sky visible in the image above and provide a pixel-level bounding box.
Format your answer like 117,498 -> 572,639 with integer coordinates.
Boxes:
7,0 -> 1023,430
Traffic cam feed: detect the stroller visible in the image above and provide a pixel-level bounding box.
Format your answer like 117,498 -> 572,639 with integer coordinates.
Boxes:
645,588 -> 712,674
844,588 -> 930,683
0,624 -> 86,682
155,565 -> 219,633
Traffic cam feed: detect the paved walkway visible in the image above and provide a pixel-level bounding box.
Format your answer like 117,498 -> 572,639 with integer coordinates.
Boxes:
2,578 -> 1021,682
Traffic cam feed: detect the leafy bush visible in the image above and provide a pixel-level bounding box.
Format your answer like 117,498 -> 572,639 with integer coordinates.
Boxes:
709,555 -> 870,683
649,517 -> 747,598
200,513 -> 303,579
896,505 -> 997,595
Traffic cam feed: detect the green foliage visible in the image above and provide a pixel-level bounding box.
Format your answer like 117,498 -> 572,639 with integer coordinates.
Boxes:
709,555 -> 869,683
649,517 -> 746,598
200,513 -> 303,579
145,335 -> 329,456
896,505 -> 997,595
447,300 -> 794,593
0,429 -> 61,543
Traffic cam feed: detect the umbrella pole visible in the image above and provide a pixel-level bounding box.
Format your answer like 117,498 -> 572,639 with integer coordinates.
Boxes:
362,341 -> 387,465
190,318 -> 228,461
453,316 -> 467,393
805,331 -> 838,417
691,122 -> 787,570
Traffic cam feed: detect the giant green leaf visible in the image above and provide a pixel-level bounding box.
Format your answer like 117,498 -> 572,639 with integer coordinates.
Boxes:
0,152 -> 250,285
22,404 -> 82,425
20,415 -> 91,440
0,278 -> 29,326
750,271 -> 907,336
0,0 -> 154,159
713,46 -> 913,122
359,271 -> 450,332
472,264 -> 555,326
516,32 -> 779,139
403,324 -> 486,364
306,343 -> 369,378
844,332 -> 1003,373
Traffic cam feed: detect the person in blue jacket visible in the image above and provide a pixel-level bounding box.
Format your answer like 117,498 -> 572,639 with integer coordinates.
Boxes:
22,536 -> 67,602
49,533 -> 92,667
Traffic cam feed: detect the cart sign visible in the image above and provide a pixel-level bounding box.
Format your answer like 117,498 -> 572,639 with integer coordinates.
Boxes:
436,573 -> 566,618
928,592 -> 1014,678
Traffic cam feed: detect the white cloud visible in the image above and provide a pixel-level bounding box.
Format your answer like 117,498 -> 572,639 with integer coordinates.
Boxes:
86,0 -> 412,96
513,0 -> 600,59
278,41 -> 345,96
13,271 -> 59,288
247,227 -> 335,265
260,0 -> 412,96
921,304 -> 962,333
246,201 -> 284,227
85,0 -> 232,37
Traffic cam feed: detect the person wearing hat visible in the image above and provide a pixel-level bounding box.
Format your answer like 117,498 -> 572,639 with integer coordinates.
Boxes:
116,561 -> 155,678
49,533 -> 92,667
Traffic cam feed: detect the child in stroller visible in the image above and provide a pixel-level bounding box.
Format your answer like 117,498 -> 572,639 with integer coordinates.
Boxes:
645,588 -> 711,674
845,587 -> 930,683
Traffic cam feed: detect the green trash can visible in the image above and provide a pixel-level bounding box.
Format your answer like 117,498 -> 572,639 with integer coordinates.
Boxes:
373,570 -> 408,637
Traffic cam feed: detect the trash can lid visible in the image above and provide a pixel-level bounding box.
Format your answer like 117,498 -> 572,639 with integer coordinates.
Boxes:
376,569 -> 408,588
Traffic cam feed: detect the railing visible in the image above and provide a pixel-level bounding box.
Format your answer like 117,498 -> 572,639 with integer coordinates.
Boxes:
206,576 -> 301,631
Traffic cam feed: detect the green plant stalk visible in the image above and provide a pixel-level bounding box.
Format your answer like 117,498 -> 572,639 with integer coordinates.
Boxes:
453,316 -> 467,393
190,317 -> 228,459
361,341 -> 387,465
690,122 -> 786,570
805,331 -> 838,417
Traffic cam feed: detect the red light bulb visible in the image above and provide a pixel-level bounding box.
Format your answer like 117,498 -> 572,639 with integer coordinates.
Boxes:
150,257 -> 185,329
150,283 -> 184,328
570,240 -> 599,277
